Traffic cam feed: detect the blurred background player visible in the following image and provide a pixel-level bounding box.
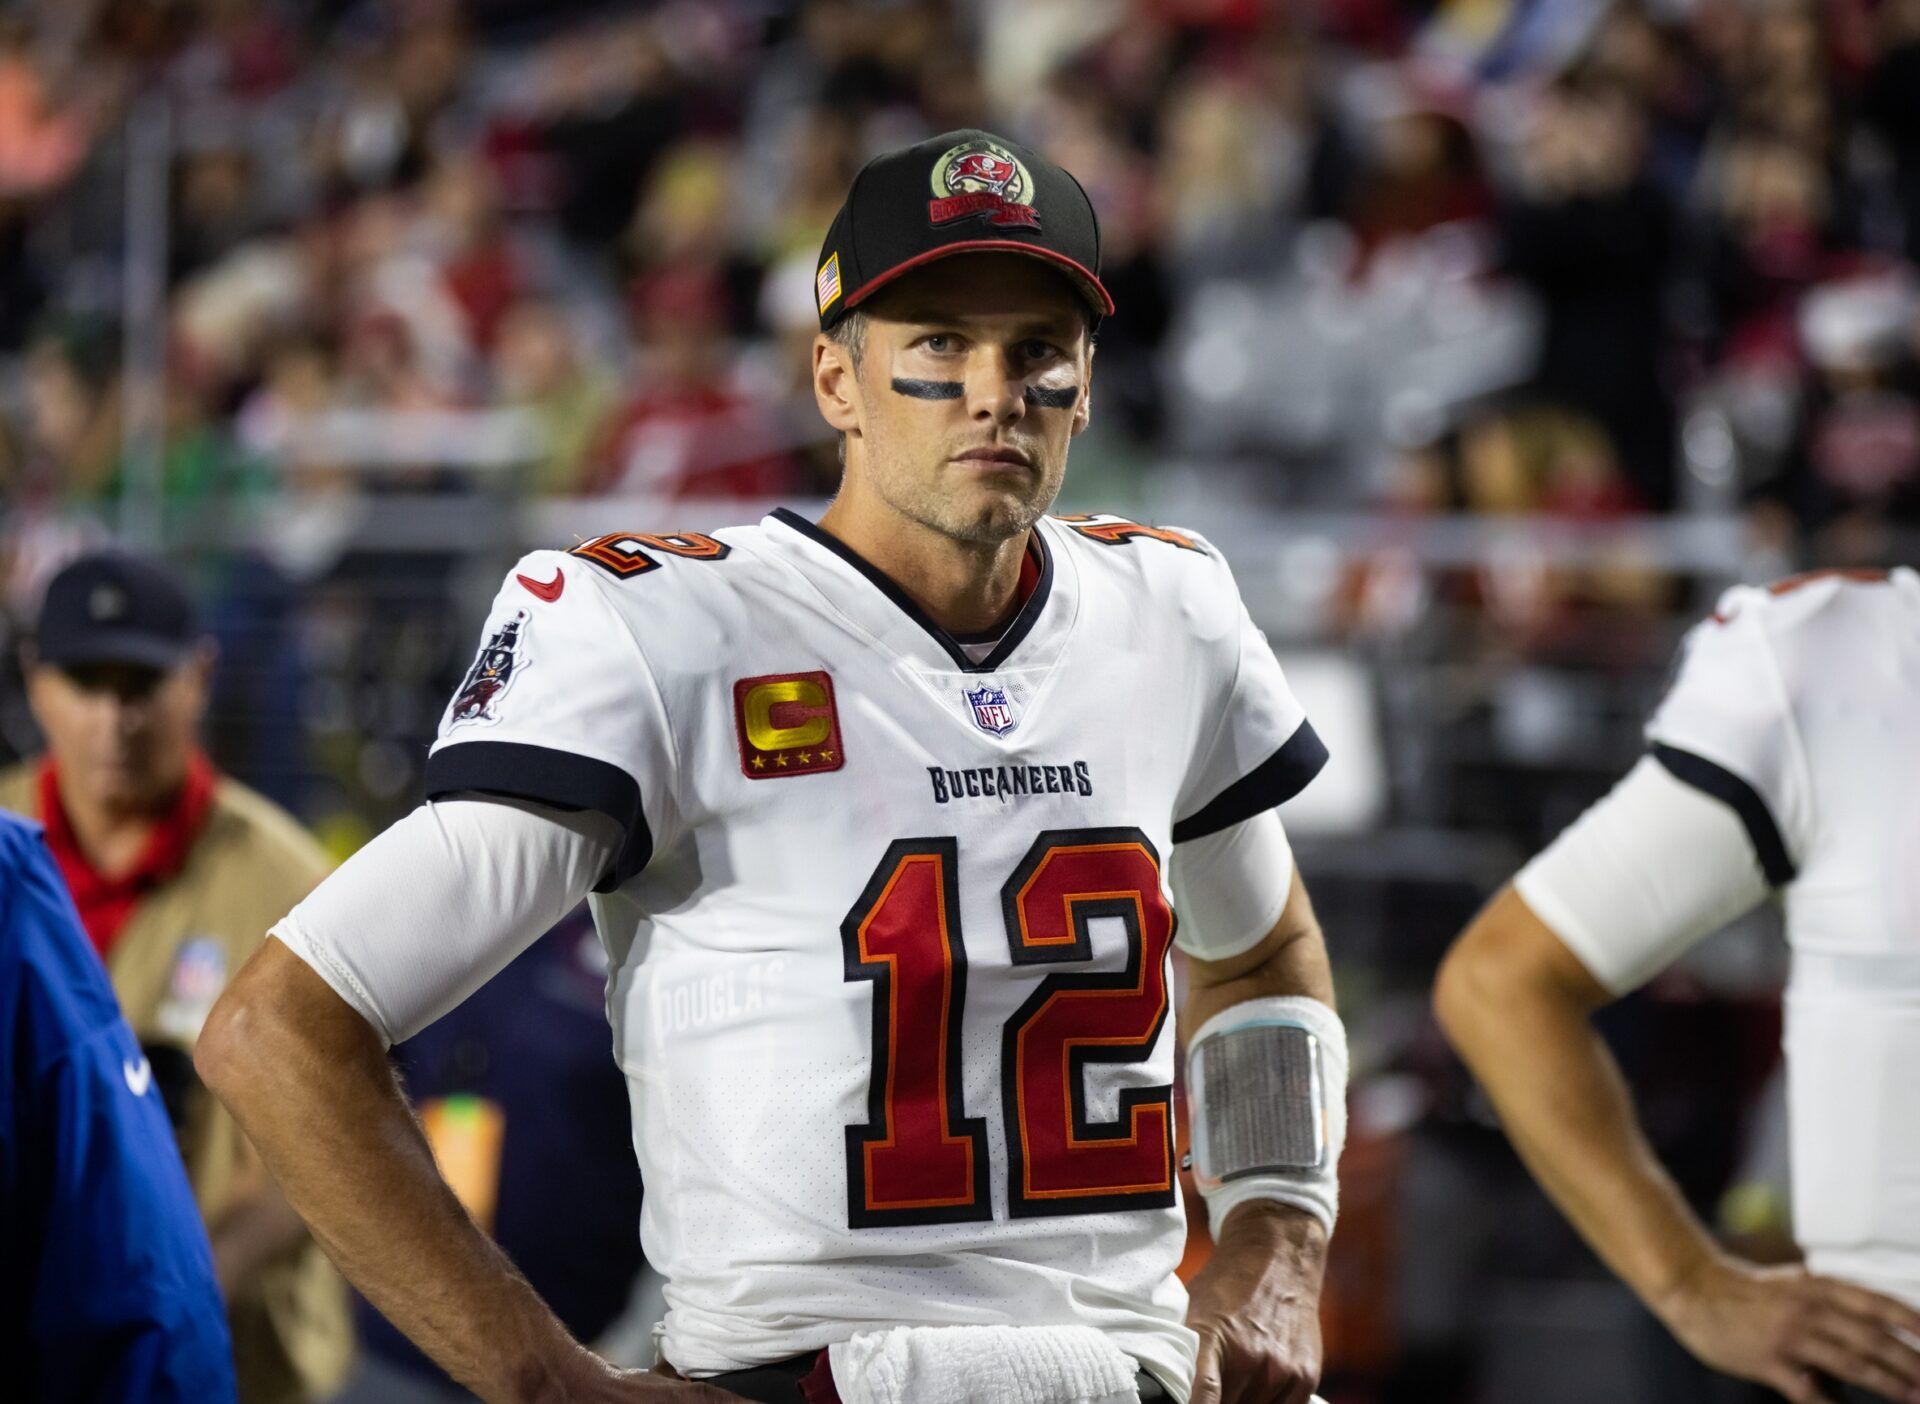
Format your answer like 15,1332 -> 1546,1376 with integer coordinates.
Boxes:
1435,567 -> 1920,1404
0,551 -> 350,1404
0,807 -> 236,1403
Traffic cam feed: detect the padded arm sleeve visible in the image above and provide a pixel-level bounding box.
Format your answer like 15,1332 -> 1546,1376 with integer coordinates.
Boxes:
1169,809 -> 1295,961
271,796 -> 618,1046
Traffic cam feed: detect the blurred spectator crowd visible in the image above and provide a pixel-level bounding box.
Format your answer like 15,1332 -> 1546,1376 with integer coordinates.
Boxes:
0,0 -> 1919,555
0,5 -> 1893,1399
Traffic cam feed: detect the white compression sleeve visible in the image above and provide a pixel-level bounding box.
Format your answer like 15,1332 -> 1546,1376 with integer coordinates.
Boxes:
1169,808 -> 1295,961
271,795 -> 620,1046
1514,755 -> 1772,996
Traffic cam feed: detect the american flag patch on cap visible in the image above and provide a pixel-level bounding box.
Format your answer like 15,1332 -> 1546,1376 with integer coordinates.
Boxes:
816,252 -> 843,313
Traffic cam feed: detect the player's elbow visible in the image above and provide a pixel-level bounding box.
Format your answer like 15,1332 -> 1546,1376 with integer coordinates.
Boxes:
1432,922 -> 1499,1053
197,937 -> 366,1116
195,969 -> 264,1112
195,949 -> 290,1113
1433,884 -> 1584,1056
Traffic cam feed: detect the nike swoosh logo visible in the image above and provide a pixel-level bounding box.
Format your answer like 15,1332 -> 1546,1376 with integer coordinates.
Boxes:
123,1057 -> 153,1097
516,568 -> 565,602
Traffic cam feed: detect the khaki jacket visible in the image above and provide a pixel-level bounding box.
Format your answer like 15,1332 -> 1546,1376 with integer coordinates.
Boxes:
0,764 -> 352,1403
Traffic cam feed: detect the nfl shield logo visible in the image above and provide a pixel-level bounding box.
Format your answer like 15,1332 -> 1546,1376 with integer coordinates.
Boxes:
965,684 -> 1018,736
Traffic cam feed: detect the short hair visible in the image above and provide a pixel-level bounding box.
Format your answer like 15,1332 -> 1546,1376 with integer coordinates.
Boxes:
826,309 -> 867,366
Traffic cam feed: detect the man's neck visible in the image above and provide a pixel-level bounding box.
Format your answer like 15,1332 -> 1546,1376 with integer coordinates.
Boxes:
817,492 -> 1032,638
54,768 -> 166,881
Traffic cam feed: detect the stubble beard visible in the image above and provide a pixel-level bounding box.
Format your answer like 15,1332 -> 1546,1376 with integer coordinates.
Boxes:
874,451 -> 1066,548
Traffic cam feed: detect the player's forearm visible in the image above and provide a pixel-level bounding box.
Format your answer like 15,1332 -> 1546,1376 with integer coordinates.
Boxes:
197,943 -> 596,1403
1434,887 -> 1722,1318
1182,871 -> 1336,1261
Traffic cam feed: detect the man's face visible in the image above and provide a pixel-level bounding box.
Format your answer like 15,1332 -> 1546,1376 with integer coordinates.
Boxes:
27,650 -> 211,811
816,253 -> 1094,546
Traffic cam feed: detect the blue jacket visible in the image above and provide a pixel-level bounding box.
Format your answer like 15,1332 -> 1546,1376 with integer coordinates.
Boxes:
0,812 -> 236,1401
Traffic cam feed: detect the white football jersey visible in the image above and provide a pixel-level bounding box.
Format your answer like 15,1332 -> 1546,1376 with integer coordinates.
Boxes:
1521,567 -> 1920,1306
424,510 -> 1326,1393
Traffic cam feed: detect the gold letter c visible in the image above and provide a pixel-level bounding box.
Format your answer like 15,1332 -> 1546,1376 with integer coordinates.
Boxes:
744,679 -> 831,750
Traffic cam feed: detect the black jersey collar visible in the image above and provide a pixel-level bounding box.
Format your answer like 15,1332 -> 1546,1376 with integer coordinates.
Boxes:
769,508 -> 1055,674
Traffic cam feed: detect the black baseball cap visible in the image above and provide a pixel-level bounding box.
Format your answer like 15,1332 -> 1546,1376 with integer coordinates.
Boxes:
34,552 -> 199,672
814,128 -> 1115,331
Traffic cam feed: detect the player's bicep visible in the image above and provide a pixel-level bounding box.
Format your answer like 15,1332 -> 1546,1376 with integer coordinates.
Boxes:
271,796 -> 618,1046
1514,756 -> 1773,996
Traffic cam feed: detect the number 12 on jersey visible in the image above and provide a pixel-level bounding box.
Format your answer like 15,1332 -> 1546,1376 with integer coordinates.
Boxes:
842,828 -> 1176,1227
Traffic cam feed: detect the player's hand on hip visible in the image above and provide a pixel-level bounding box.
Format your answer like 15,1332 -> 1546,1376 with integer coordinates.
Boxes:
1658,1256 -> 1920,1404
1184,1201 -> 1326,1404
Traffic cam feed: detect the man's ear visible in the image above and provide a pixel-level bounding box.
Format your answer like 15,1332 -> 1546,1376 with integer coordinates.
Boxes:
812,335 -> 862,437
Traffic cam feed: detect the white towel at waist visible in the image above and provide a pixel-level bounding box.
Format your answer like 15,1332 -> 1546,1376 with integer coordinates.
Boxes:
827,1323 -> 1141,1404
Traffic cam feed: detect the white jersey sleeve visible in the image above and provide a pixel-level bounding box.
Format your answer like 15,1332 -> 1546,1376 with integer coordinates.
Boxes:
271,797 -> 618,1045
1515,579 -> 1829,993
1167,808 -> 1295,961
424,549 -> 678,890
1514,757 -> 1770,994
1160,537 -> 1325,960
1641,585 -> 1812,887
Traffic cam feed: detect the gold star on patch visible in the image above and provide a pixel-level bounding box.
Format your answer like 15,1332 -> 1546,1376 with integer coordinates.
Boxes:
798,751 -> 813,764
775,754 -> 788,767
819,749 -> 835,762
751,756 -> 765,770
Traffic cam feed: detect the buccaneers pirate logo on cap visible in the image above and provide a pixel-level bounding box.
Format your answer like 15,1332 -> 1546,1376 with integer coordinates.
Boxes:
812,128 -> 1112,331
928,138 -> 1038,230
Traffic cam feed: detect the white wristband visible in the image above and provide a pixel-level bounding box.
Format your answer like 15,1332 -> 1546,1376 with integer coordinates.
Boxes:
1186,995 -> 1348,1239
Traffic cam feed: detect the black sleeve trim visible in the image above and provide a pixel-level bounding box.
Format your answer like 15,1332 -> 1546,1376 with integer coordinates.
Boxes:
424,740 -> 653,893
1172,720 -> 1329,844
1650,743 -> 1795,887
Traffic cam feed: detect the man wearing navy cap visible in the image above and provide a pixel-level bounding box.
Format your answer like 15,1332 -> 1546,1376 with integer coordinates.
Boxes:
0,551 -> 350,1403
206,131 -> 1342,1404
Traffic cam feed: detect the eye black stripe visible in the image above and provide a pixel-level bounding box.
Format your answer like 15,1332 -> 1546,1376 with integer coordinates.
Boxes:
890,378 -> 964,400
1024,386 -> 1078,409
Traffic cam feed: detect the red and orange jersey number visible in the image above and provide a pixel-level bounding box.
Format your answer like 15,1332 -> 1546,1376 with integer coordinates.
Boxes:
568,532 -> 731,579
840,827 -> 1176,1228
1055,514 -> 1202,552
1001,833 -> 1175,1215
842,841 -> 990,1227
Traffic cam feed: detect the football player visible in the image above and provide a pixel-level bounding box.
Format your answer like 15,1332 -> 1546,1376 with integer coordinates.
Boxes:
1435,569 -> 1920,1404
198,130 -> 1343,1404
